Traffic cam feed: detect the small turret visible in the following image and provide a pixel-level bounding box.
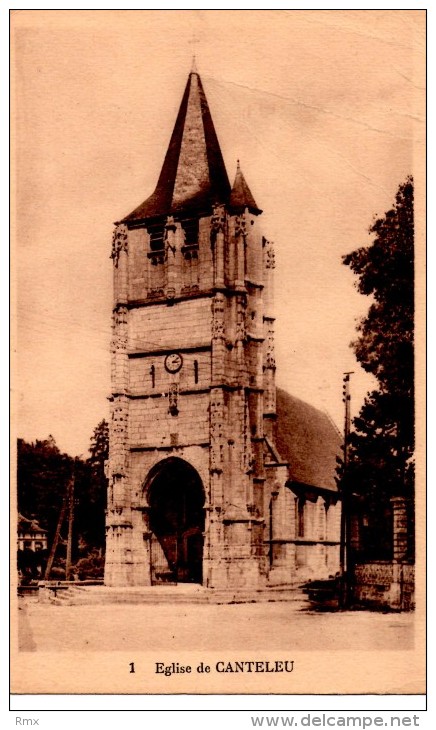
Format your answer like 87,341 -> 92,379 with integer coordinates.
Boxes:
229,160 -> 262,215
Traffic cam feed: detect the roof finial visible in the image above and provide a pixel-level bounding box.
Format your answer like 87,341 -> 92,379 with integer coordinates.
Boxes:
189,30 -> 200,74
236,159 -> 241,172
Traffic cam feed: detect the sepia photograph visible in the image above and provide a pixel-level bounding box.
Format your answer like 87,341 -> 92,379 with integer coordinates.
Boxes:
11,9 -> 425,700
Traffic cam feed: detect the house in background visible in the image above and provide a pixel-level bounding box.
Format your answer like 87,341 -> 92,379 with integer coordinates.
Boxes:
18,513 -> 49,581
18,513 -> 48,552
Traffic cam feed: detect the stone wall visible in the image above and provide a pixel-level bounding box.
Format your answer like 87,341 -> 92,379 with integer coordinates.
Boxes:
352,561 -> 415,610
129,351 -> 211,395
129,297 -> 212,353
351,497 -> 414,611
129,393 -> 210,448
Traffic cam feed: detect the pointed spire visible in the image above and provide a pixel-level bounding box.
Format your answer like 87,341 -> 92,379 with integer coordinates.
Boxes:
191,55 -> 198,74
229,160 -> 261,215
123,71 -> 231,223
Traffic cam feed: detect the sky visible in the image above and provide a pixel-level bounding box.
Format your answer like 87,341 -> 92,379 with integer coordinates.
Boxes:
12,9 -> 425,457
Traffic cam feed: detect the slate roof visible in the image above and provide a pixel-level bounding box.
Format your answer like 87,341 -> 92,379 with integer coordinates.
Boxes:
123,71 -> 231,223
229,160 -> 261,214
18,514 -> 48,534
275,388 -> 342,493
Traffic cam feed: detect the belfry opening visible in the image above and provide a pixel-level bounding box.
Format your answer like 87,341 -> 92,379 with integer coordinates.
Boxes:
145,458 -> 205,584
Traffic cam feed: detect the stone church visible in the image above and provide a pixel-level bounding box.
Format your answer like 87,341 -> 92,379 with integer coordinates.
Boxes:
105,67 -> 342,590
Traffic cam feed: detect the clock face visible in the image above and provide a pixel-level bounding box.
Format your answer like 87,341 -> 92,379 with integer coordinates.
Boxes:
164,353 -> 183,374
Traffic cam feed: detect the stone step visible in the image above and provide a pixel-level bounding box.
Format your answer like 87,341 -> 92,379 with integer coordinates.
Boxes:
42,583 -> 311,607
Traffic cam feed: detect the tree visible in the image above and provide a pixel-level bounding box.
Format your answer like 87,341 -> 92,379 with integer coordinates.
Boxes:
17,436 -> 73,540
88,419 -> 109,472
81,420 -> 108,549
17,420 -> 109,570
342,177 -> 414,559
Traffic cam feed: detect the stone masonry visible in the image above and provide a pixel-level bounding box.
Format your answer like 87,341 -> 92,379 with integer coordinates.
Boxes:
104,68 -> 341,589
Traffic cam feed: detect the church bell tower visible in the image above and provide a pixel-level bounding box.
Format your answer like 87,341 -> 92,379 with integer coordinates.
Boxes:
105,68 -> 286,589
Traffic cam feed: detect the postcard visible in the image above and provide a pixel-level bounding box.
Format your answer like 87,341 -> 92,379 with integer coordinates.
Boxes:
11,9 -> 426,700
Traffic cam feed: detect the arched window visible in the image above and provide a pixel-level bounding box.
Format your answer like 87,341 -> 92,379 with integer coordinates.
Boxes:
150,364 -> 155,388
194,360 -> 199,384
148,223 -> 164,251
146,221 -> 165,266
297,498 -> 305,538
181,218 -> 199,246
324,501 -> 329,541
181,218 -> 200,291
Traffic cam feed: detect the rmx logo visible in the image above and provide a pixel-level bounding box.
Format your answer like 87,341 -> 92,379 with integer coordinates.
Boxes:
15,719 -> 39,726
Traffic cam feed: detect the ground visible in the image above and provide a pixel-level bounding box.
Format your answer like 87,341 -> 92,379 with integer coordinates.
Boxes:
18,596 -> 414,653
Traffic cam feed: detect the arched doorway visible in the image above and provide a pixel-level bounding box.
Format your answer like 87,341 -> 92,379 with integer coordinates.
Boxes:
145,458 -> 205,584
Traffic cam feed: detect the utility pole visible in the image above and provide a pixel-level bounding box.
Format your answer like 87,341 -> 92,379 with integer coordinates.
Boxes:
343,371 -> 353,466
44,467 -> 76,582
339,371 -> 354,607
65,471 -> 75,581
44,488 -> 69,581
